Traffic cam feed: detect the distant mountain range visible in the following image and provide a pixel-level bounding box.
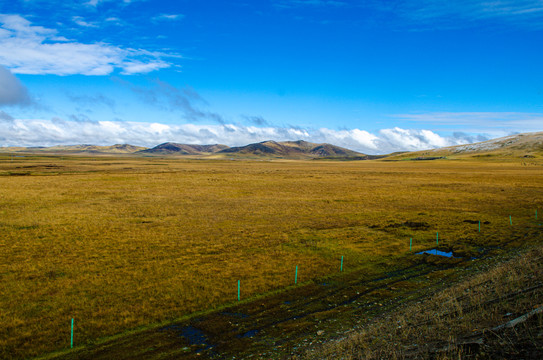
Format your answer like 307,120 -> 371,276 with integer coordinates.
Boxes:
3,144 -> 147,154
217,140 -> 361,158
139,143 -> 229,155
2,132 -> 542,159
5,140 -> 364,159
138,140 -> 363,158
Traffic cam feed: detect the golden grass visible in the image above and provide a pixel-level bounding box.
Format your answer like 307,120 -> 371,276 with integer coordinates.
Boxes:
0,155 -> 542,359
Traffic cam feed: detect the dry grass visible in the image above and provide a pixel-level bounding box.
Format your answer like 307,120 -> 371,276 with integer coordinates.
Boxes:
0,155 -> 542,359
302,244 -> 543,359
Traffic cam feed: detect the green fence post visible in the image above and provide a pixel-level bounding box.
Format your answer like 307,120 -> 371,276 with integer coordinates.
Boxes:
70,318 -> 74,349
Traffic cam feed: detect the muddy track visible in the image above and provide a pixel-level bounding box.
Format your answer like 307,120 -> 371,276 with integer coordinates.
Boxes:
54,254 -> 474,360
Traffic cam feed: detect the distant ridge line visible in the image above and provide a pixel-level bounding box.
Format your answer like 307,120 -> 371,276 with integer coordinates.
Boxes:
2,131 -> 542,159
140,140 -> 364,158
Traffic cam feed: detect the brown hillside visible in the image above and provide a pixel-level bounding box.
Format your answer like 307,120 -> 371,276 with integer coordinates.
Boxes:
139,142 -> 229,155
218,140 -> 362,158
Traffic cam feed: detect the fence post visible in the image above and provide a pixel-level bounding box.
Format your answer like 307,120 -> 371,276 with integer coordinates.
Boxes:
70,318 -> 74,349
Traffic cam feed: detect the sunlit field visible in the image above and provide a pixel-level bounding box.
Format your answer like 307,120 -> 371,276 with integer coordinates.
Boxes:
0,154 -> 541,359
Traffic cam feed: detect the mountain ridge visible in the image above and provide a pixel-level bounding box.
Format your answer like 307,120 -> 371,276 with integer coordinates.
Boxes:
0,143 -> 148,154
215,140 -> 362,158
139,142 -> 229,155
2,131 -> 542,159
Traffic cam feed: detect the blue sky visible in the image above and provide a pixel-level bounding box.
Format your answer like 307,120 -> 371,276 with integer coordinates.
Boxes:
0,0 -> 542,153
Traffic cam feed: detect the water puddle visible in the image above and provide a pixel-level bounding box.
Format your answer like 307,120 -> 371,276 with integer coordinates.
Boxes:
160,325 -> 213,350
237,329 -> 259,338
416,249 -> 457,258
180,326 -> 212,350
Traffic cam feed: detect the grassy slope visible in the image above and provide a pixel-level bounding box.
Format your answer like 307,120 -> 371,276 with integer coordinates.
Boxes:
0,155 -> 542,359
386,131 -> 543,161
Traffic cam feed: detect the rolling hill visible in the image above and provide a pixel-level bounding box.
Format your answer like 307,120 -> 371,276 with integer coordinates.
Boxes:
217,140 -> 363,158
137,140 -> 364,159
1,140 -> 364,158
0,144 -> 148,154
386,131 -> 543,160
139,142 -> 229,155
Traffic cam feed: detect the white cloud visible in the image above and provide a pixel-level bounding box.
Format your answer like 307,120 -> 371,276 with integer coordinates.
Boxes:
120,61 -> 170,75
0,14 -> 178,75
0,116 -> 496,154
152,14 -> 185,22
317,128 -> 379,151
72,16 -> 98,28
378,127 -> 449,152
85,0 -> 135,7
0,65 -> 30,106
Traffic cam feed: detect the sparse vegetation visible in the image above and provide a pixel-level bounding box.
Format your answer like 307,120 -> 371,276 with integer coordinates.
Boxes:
302,244 -> 543,359
0,154 -> 541,359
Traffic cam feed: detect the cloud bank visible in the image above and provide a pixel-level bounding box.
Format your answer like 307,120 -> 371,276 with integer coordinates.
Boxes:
0,116 -> 492,154
0,14 -> 177,75
0,66 -> 30,105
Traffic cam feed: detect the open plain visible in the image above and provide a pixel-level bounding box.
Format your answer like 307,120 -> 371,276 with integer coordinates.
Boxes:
0,154 -> 542,359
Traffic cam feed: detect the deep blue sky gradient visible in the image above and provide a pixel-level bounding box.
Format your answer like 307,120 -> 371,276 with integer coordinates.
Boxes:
0,0 -> 542,151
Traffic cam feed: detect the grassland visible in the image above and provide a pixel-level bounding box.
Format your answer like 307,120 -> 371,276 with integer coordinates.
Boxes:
0,154 -> 542,359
